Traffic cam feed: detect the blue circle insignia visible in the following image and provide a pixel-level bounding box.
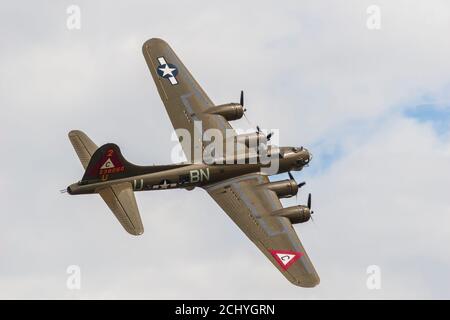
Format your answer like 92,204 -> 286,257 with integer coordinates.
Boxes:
157,63 -> 179,78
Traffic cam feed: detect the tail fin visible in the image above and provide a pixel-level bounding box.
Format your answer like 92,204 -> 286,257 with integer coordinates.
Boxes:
81,143 -> 139,184
68,131 -> 144,236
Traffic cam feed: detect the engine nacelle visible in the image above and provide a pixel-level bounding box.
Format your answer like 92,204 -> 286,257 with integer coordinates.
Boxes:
264,180 -> 298,198
272,206 -> 311,224
207,103 -> 244,121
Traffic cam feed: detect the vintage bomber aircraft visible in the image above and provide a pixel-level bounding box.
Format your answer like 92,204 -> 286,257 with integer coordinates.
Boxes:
66,38 -> 320,287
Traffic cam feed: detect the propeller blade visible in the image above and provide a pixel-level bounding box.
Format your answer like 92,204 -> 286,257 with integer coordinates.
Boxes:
267,132 -> 273,141
307,193 -> 312,209
288,172 -> 305,186
288,171 -> 294,180
288,172 -> 299,200
240,90 -> 244,107
256,125 -> 261,133
243,112 -> 251,125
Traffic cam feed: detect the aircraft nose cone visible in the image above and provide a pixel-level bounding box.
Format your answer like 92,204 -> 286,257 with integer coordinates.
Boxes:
302,149 -> 312,164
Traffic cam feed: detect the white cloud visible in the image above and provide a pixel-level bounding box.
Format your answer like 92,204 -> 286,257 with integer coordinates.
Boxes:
1,0 -> 450,299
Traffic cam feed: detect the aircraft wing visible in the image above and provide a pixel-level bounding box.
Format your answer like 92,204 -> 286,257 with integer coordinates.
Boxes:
142,38 -> 235,162
204,174 -> 320,287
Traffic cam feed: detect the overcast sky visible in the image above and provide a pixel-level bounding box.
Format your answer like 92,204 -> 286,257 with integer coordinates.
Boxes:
1,0 -> 450,299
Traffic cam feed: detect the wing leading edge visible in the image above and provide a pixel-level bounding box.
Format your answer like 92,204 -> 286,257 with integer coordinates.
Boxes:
204,174 -> 320,287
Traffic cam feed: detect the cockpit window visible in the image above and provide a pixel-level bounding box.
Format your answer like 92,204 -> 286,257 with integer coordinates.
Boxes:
292,147 -> 303,153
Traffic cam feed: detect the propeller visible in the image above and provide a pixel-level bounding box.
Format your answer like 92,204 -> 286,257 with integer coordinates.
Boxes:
239,91 -> 272,141
256,125 -> 274,141
240,90 -> 252,125
287,173 -> 315,223
288,171 -> 306,190
288,171 -> 306,202
307,193 -> 316,223
307,193 -> 314,215
240,91 -> 273,141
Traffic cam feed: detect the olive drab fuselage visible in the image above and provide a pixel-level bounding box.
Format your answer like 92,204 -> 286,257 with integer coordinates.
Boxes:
67,147 -> 311,195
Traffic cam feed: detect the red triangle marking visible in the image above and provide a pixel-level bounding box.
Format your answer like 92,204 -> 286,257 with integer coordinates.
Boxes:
269,249 -> 303,271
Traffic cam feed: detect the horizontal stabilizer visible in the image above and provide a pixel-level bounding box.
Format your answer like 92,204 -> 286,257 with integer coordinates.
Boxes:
98,182 -> 144,236
68,130 -> 98,169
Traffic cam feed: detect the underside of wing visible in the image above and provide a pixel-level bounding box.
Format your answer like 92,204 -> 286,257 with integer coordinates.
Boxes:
205,174 -> 320,287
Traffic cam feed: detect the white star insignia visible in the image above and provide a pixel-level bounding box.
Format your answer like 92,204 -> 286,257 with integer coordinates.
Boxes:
161,180 -> 169,189
158,64 -> 176,77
